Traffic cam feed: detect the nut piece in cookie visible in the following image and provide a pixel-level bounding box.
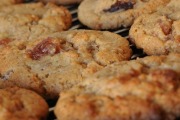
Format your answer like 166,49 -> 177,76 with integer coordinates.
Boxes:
0,30 -> 132,99
55,53 -> 180,120
0,87 -> 49,120
78,0 -> 170,29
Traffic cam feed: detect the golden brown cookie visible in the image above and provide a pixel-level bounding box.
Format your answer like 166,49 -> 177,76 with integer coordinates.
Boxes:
0,30 -> 132,99
55,53 -> 180,120
0,2 -> 72,41
0,0 -> 23,7
129,0 -> 180,55
0,87 -> 49,120
78,0 -> 170,29
157,0 -> 180,21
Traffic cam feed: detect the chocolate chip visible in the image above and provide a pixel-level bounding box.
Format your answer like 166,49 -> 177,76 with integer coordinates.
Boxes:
104,1 -> 136,12
24,0 -> 37,3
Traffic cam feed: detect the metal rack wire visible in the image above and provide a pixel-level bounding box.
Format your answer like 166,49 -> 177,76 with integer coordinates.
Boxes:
46,4 -> 146,120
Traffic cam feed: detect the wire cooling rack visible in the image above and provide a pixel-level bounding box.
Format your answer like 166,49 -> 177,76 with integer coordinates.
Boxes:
46,4 -> 147,120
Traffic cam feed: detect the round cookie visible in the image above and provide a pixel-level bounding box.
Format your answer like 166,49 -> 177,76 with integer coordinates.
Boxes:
0,2 -> 72,41
55,53 -> 180,120
0,30 -> 132,99
0,87 -> 49,120
129,0 -> 180,55
78,0 -> 170,30
39,0 -> 82,5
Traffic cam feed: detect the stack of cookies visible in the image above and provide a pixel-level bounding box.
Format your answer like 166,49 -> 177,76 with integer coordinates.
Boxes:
0,0 -> 179,120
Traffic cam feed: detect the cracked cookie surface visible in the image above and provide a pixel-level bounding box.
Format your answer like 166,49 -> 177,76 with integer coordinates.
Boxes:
55,53 -> 180,120
0,30 -> 132,99
129,0 -> 180,55
0,2 -> 72,41
0,87 -> 48,120
78,0 -> 170,29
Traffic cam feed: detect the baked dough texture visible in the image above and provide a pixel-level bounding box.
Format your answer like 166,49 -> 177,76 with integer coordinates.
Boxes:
0,2 -> 72,41
0,0 -> 24,7
55,53 -> 180,120
0,87 -> 49,120
129,0 -> 180,55
0,30 -> 132,99
39,0 -> 82,5
78,0 -> 170,29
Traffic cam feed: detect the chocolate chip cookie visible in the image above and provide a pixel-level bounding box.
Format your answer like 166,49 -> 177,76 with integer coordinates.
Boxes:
0,87 -> 49,120
55,53 -> 180,120
0,30 -> 132,99
0,2 -> 72,41
129,0 -> 180,55
78,0 -> 170,29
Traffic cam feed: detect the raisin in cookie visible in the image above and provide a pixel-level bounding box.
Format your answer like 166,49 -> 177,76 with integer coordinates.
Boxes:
0,87 -> 49,120
78,0 -> 170,30
129,0 -> 180,55
55,53 -> 180,120
39,0 -> 82,5
0,30 -> 132,99
0,2 -> 72,41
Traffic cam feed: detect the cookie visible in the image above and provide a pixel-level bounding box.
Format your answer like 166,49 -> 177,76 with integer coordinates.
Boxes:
0,87 -> 49,120
0,0 -> 24,7
129,0 -> 180,55
78,0 -> 170,30
39,0 -> 82,5
0,2 -> 72,41
157,0 -> 180,21
0,30 -> 132,99
55,53 -> 180,120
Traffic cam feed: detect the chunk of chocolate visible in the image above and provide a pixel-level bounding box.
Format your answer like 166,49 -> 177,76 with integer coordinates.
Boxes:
104,0 -> 136,12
